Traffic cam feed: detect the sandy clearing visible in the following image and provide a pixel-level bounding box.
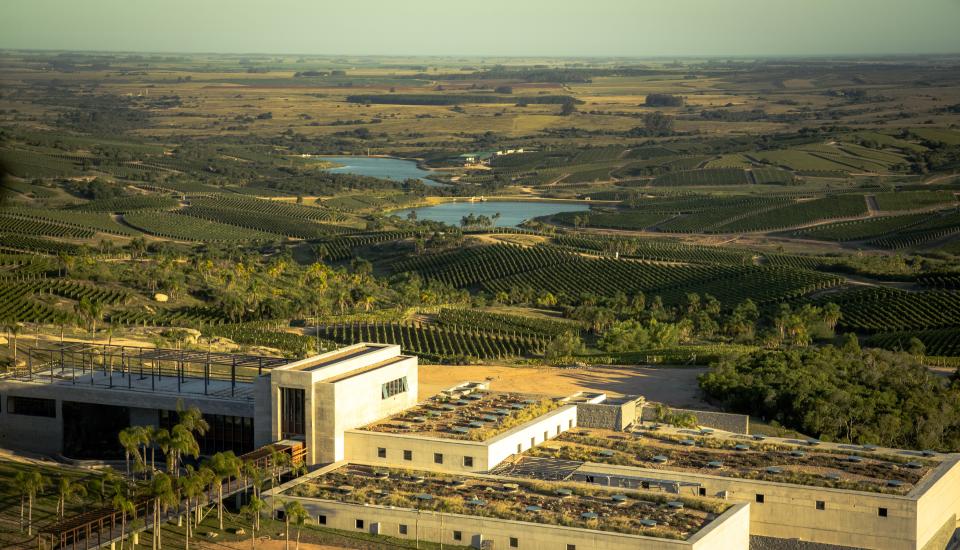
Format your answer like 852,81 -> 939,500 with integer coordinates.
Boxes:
418,364 -> 713,410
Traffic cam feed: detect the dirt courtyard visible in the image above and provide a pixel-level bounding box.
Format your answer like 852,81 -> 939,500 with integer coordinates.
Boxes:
418,364 -> 713,410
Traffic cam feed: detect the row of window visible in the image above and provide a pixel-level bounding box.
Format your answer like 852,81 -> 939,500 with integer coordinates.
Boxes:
5,396 -> 57,417
753,493 -> 888,516
381,376 -> 408,399
377,447 -> 475,467
343,517 -> 547,548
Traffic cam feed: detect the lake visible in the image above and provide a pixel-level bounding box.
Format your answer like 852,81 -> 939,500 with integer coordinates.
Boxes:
317,156 -> 440,185
393,201 -> 590,228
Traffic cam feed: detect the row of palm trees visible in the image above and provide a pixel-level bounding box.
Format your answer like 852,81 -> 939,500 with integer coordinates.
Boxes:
114,405 -> 308,550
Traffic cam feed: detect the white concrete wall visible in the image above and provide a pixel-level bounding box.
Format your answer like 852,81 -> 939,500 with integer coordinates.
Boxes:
573,461 -> 939,550
0,391 -> 62,455
343,430 -> 490,472
276,489 -> 750,550
486,405 -> 578,467
329,356 -> 417,462
914,458 -> 960,550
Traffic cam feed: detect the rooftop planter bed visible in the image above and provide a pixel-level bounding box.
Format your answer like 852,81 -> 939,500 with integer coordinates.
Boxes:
363,388 -> 563,441
286,464 -> 728,540
528,429 -> 934,494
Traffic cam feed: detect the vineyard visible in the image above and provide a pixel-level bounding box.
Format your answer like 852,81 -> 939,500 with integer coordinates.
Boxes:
0,207 -> 141,236
313,231 -> 424,261
435,308 -> 579,338
0,213 -> 95,239
821,288 -> 960,332
873,190 -> 956,211
548,209 -> 671,230
20,279 -> 132,306
0,282 -> 67,324
191,195 -> 347,222
793,212 -> 934,242
867,210 -> 960,249
390,244 -> 573,289
711,195 -> 868,233
179,204 -> 352,239
69,195 -> 180,212
868,328 -> 960,356
319,321 -> 546,361
651,168 -> 749,187
121,211 -> 282,242
106,305 -> 230,327
0,254 -> 57,281
203,322 -> 337,357
549,234 -> 754,265
0,234 -> 85,256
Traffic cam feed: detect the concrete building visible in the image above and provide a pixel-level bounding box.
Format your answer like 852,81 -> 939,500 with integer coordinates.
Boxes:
3,342 -> 960,549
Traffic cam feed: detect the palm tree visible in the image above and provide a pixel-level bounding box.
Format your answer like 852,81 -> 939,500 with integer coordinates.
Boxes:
56,477 -> 88,519
148,472 -> 176,550
179,467 -> 206,550
75,297 -> 105,341
119,426 -> 149,476
242,461 -> 266,531
241,495 -> 265,550
282,500 -> 307,550
16,470 -> 48,535
6,323 -> 23,365
153,428 -> 172,473
169,424 -> 200,477
207,452 -> 242,530
111,481 -> 136,550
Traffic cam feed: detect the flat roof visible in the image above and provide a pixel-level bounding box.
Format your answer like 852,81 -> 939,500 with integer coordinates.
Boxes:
281,344 -> 388,372
361,388 -> 561,441
322,355 -> 411,383
529,427 -> 939,494
283,463 -> 728,541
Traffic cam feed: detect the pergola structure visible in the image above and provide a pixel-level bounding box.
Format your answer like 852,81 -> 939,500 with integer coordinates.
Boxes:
11,342 -> 293,399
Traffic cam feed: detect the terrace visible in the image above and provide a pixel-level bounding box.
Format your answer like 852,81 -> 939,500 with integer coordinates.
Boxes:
4,342 -> 292,400
526,427 -> 939,494
285,463 -> 729,541
361,383 -> 561,441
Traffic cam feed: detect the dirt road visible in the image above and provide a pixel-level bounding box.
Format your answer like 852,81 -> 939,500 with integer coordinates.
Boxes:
419,364 -> 713,409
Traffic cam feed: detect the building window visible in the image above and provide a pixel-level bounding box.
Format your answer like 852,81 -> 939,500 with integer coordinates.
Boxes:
567,546 -> 576,550
557,425 -> 561,435
755,494 -> 764,503
544,430 -> 549,440
698,487 -> 707,497
517,443 -> 522,453
318,515 -> 326,525
7,396 -> 56,418
280,387 -> 305,438
434,453 -> 443,464
530,437 -> 535,447
453,531 -> 462,541
585,475 -> 595,483
382,377 -> 408,399
510,537 -> 519,547
816,500 -> 825,510
403,450 -> 412,461
878,508 -> 888,517
377,447 -> 386,458
464,456 -> 474,468
399,524 -> 408,535
356,519 -> 364,529
568,419 -> 573,428
160,410 -> 253,456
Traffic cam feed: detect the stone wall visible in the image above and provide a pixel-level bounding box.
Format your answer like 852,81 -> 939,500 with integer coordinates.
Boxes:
750,535 -> 867,550
640,403 -> 750,434
577,397 -> 643,431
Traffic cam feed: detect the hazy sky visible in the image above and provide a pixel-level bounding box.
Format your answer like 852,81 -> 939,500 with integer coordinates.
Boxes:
2,0 -> 958,57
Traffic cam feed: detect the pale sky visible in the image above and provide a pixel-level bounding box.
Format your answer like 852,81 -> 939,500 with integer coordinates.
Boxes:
2,0 -> 958,57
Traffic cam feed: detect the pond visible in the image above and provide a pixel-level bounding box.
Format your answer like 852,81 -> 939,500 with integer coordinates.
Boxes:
393,200 -> 590,228
317,156 -> 440,186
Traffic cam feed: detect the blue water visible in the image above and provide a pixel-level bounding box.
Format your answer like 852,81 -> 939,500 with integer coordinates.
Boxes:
393,201 -> 590,228
317,156 -> 439,185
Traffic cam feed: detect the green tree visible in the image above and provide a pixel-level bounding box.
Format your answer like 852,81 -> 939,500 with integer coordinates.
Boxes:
282,500 -> 308,550
111,480 -> 136,550
16,471 -> 48,535
148,472 -> 177,550
544,331 -> 585,361
208,451 -> 242,530
56,477 -> 88,519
